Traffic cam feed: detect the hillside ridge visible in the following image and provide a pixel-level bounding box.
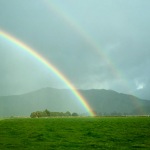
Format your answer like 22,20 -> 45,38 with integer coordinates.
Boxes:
0,87 -> 150,117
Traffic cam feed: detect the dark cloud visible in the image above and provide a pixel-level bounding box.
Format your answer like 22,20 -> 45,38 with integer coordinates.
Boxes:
0,0 -> 150,99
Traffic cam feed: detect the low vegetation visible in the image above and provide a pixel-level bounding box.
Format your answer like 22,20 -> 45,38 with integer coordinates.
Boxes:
0,117 -> 150,149
30,109 -> 78,118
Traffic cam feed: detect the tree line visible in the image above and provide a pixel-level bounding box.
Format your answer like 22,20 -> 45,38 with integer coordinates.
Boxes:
30,109 -> 79,118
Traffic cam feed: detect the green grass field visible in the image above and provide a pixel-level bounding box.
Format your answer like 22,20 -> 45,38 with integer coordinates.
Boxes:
0,117 -> 150,149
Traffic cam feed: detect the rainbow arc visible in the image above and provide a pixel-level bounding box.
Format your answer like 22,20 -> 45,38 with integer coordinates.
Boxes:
0,30 -> 95,116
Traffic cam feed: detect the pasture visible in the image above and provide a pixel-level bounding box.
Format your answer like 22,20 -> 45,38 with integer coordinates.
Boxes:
0,117 -> 150,149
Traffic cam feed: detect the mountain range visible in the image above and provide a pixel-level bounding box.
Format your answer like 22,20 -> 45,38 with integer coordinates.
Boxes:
0,87 -> 150,117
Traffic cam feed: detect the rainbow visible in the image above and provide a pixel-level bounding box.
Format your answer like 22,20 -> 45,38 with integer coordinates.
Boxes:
44,1 -> 145,113
44,0 -> 130,93
0,30 -> 95,116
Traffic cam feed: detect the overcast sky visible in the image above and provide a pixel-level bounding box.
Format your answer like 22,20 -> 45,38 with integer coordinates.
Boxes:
0,0 -> 150,100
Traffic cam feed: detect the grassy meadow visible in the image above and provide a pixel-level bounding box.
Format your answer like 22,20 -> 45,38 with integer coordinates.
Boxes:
0,117 -> 150,149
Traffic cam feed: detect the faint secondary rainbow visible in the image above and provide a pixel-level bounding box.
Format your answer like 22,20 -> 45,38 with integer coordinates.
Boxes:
44,1 -> 145,113
0,30 -> 95,116
44,0 -> 131,92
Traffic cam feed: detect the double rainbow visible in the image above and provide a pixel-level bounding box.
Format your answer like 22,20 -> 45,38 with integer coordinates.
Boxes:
43,1 -> 144,113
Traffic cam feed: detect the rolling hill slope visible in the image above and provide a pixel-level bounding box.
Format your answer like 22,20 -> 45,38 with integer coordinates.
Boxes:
0,87 -> 150,117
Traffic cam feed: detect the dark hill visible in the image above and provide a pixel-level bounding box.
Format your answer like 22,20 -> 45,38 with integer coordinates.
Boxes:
80,89 -> 150,115
0,87 -> 150,117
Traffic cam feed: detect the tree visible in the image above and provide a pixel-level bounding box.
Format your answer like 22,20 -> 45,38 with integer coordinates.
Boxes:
30,109 -> 79,118
44,109 -> 50,117
30,112 -> 37,118
36,111 -> 43,118
72,112 -> 78,116
65,111 -> 71,116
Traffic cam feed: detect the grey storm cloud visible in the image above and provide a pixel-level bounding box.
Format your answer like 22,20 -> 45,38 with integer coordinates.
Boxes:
0,0 -> 150,99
